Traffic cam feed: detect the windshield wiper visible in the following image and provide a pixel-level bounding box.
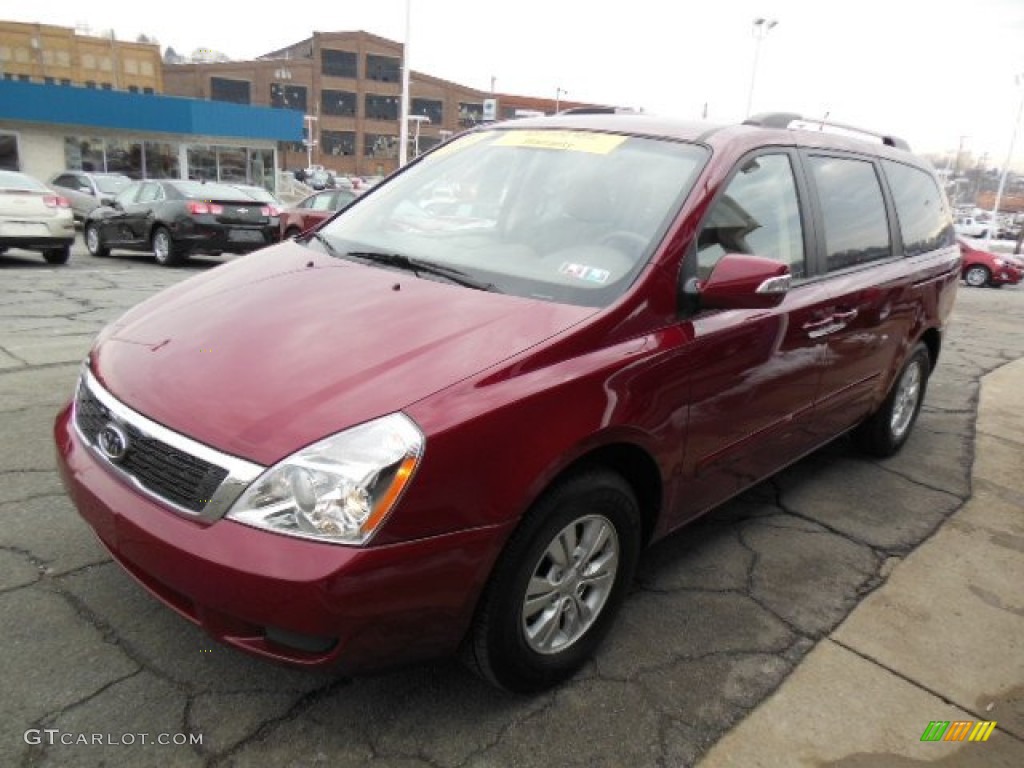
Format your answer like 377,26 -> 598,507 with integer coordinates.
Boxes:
345,251 -> 499,292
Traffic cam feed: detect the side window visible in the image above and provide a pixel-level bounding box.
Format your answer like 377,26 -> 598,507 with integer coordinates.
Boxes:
697,154 -> 805,280
882,160 -> 954,256
136,183 -> 161,204
310,193 -> 334,211
808,156 -> 891,272
114,183 -> 141,206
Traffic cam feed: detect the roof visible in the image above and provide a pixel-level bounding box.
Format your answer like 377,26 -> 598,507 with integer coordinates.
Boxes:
0,80 -> 303,142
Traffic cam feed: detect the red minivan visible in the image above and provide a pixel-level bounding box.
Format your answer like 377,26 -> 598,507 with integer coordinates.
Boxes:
55,113 -> 959,692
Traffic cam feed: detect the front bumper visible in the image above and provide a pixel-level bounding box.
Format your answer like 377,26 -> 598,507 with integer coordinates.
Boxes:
54,403 -> 512,672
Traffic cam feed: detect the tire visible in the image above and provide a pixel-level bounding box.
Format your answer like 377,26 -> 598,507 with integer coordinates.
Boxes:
285,226 -> 302,240
43,245 -> 71,265
151,226 -> 183,267
964,265 -> 990,287
85,223 -> 110,257
464,469 -> 641,693
853,343 -> 930,458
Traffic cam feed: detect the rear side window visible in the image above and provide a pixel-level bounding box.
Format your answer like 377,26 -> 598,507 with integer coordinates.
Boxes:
882,161 -> 954,256
809,156 -> 891,272
697,154 -> 806,279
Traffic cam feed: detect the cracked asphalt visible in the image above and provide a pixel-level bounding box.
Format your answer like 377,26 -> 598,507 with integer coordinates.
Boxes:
2,239 -> 1023,767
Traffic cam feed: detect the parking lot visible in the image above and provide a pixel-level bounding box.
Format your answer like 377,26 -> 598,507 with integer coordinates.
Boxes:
3,235 -> 1023,767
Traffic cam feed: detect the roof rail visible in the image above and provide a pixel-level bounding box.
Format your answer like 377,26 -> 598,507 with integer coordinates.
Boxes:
559,106 -> 641,115
744,112 -> 910,151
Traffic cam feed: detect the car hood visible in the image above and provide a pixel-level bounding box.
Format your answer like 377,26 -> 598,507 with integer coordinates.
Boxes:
91,244 -> 594,465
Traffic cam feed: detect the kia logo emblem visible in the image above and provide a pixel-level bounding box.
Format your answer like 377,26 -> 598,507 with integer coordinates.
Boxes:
97,422 -> 129,462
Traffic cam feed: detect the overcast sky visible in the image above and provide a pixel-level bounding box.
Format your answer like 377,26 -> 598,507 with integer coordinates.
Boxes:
8,0 -> 1024,169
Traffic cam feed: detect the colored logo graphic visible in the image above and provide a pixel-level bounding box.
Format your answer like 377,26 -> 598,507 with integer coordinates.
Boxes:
920,720 -> 997,742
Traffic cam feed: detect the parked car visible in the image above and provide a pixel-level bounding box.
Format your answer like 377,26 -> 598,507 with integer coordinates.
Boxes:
56,112 -> 959,693
958,237 -> 1023,287
83,179 -> 280,266
279,188 -> 358,239
954,214 -> 992,239
49,171 -> 132,222
0,170 -> 75,264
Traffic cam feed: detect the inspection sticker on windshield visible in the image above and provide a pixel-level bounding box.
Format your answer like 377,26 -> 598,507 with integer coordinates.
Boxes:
495,131 -> 627,155
560,263 -> 611,284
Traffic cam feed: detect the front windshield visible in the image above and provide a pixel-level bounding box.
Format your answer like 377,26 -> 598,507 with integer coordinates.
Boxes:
318,128 -> 708,306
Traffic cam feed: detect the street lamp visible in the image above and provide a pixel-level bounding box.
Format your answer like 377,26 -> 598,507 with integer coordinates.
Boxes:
986,74 -> 1024,245
555,87 -> 568,114
746,17 -> 778,118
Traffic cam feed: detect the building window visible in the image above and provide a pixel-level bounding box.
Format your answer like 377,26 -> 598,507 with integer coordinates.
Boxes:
56,51 -> 70,67
85,81 -> 97,89
459,102 -> 484,127
412,98 -> 443,124
65,137 -> 106,172
187,145 -> 217,181
14,48 -> 29,63
366,54 -> 400,83
365,94 -> 399,121
44,77 -> 55,85
81,53 -> 96,69
123,58 -> 139,75
0,132 -> 20,171
217,147 -> 248,183
322,130 -> 356,157
364,133 -> 399,159
128,85 -> 139,93
416,136 -> 442,155
0,47 -> 10,62
249,148 -> 275,190
144,142 -> 179,178
99,57 -> 112,72
2,74 -> 10,81
270,83 -> 307,112
42,50 -> 55,66
101,83 -> 113,90
140,61 -> 154,76
17,74 -> 30,82
143,87 -> 154,95
105,138 -> 143,179
210,77 -> 250,104
322,89 -> 356,117
321,49 -> 357,79
60,78 -> 71,86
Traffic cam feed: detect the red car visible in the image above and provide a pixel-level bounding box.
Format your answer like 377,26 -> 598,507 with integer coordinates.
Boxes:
958,237 -> 1023,287
55,112 -> 959,693
279,188 -> 358,240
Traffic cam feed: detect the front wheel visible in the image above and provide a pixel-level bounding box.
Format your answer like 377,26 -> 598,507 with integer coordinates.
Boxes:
464,470 -> 641,693
85,223 -> 109,257
964,265 -> 991,287
152,226 -> 184,266
853,343 -> 931,457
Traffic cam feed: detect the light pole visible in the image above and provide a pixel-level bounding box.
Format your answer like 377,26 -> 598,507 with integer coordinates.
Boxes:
555,87 -> 567,114
399,0 -> 412,167
986,74 -> 1024,245
746,17 -> 778,118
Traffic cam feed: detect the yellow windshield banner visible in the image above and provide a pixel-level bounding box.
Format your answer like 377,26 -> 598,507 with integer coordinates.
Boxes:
493,131 -> 628,155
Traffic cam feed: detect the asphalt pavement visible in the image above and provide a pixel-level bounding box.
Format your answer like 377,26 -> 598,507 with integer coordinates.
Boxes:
1,237 -> 1022,767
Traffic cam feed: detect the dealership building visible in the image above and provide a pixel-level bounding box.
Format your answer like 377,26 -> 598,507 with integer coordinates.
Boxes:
0,79 -> 302,190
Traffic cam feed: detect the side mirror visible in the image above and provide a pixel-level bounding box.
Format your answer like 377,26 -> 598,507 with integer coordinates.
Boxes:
687,253 -> 791,310
110,199 -> 124,211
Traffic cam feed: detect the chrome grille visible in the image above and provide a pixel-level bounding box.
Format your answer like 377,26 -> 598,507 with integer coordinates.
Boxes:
73,372 -> 263,519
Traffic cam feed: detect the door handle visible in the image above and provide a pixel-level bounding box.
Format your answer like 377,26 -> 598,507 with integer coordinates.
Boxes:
801,317 -> 835,332
833,309 -> 858,324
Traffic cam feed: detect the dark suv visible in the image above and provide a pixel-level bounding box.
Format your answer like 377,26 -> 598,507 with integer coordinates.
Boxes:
56,112 -> 958,692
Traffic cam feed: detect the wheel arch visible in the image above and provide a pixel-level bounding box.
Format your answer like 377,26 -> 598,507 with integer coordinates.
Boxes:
537,441 -> 663,549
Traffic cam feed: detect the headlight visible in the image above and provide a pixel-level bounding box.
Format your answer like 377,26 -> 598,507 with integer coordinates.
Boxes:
226,413 -> 424,545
